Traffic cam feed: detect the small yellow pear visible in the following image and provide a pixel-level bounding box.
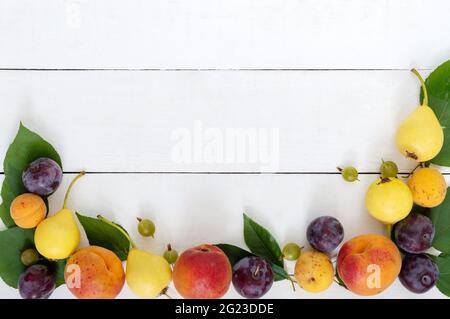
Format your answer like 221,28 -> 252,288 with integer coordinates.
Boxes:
35,208 -> 80,259
396,69 -> 443,162
126,248 -> 172,298
365,177 -> 413,224
34,172 -> 85,260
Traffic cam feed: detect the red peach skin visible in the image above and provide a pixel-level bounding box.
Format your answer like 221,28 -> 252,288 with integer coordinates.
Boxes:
173,244 -> 232,299
337,234 -> 401,296
65,246 -> 125,299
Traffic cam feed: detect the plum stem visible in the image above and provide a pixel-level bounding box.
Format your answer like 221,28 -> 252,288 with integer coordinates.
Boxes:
411,68 -> 428,106
63,171 -> 85,209
97,215 -> 137,249
253,265 -> 261,278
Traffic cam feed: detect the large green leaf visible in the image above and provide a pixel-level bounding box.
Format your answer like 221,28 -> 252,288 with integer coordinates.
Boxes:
0,228 -> 35,288
216,243 -> 289,282
216,244 -> 252,266
76,213 -> 130,261
270,263 -> 291,282
0,227 -> 65,289
432,254 -> 450,297
53,259 -> 67,288
430,188 -> 450,254
0,123 -> 62,227
422,60 -> 450,166
243,213 -> 283,267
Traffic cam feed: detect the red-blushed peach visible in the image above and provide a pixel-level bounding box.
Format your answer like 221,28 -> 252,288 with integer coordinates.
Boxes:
337,234 -> 401,296
64,246 -> 125,299
173,244 -> 232,299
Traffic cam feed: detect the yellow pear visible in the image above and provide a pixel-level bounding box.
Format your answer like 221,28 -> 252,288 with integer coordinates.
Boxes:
396,69 -> 443,162
35,172 -> 85,260
365,177 -> 413,224
96,215 -> 173,299
126,248 -> 172,298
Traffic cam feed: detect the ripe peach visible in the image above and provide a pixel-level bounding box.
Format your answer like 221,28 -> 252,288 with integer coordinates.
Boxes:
65,246 -> 125,299
10,193 -> 47,228
337,234 -> 401,296
173,244 -> 232,299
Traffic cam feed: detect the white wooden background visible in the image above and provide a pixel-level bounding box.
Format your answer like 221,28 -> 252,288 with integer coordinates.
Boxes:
0,0 -> 449,299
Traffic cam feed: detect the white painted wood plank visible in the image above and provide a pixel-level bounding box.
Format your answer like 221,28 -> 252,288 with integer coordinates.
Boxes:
1,70 -> 439,173
0,174 -> 445,298
0,0 -> 449,69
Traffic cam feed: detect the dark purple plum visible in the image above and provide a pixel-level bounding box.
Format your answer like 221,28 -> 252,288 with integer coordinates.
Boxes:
22,158 -> 62,196
394,213 -> 434,254
399,254 -> 439,294
18,264 -> 56,299
232,256 -> 273,299
307,216 -> 344,253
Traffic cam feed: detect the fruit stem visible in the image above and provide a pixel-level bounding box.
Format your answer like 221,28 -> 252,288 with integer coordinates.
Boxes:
404,163 -> 422,178
288,276 -> 296,292
386,224 -> 392,239
163,292 -> 172,299
161,287 -> 172,299
167,244 -> 172,251
253,265 -> 261,278
97,215 -> 137,249
63,171 -> 86,209
411,68 -> 428,106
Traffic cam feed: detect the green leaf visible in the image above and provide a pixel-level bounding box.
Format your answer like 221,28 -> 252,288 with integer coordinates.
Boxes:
53,259 -> 67,288
430,188 -> 450,254
216,244 -> 252,266
0,228 -> 35,288
270,263 -> 291,282
335,266 -> 347,288
432,254 -> 450,297
422,60 -> 450,166
243,213 -> 283,267
411,204 -> 430,216
76,213 -> 130,261
0,123 -> 62,227
216,243 -> 289,282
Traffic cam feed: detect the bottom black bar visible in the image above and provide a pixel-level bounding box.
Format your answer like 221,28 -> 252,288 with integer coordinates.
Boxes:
0,299 -> 445,318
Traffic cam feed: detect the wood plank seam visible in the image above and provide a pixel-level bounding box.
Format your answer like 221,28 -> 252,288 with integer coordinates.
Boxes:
2,172 -> 449,175
0,68 -> 433,72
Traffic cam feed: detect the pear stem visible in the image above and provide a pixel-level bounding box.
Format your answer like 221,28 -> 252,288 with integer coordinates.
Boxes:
411,68 -> 428,106
63,171 -> 86,209
386,224 -> 392,239
97,215 -> 137,249
161,287 -> 172,299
